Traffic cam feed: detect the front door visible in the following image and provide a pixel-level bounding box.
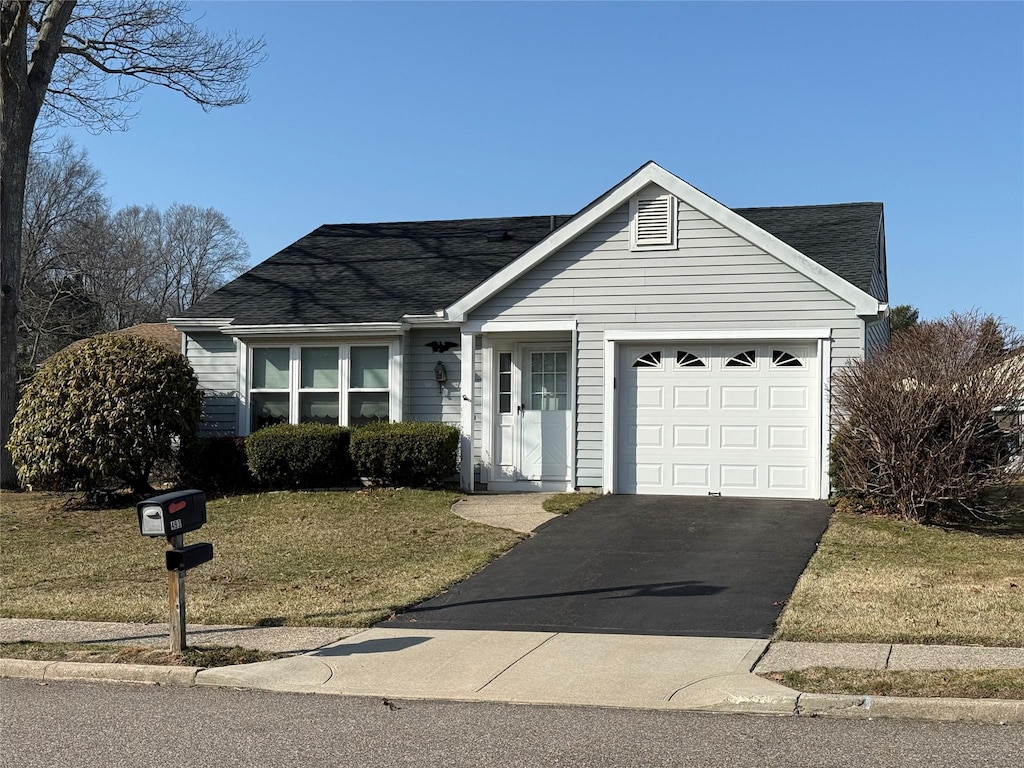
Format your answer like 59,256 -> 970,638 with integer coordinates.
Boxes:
494,346 -> 571,485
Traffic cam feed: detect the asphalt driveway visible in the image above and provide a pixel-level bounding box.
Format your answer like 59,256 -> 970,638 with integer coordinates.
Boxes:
382,495 -> 831,638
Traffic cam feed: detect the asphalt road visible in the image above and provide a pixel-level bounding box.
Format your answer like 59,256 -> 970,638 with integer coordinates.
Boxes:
384,495 -> 832,637
2,679 -> 1020,768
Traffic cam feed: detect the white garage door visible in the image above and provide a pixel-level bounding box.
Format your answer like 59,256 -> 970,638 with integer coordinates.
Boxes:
618,342 -> 820,499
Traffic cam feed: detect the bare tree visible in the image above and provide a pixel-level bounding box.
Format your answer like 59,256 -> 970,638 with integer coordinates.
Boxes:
18,136 -> 108,374
830,311 -> 1024,522
154,203 -> 249,316
1,0 -> 264,486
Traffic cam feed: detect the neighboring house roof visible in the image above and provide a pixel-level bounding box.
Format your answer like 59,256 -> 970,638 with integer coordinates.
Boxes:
58,323 -> 183,357
180,167 -> 885,326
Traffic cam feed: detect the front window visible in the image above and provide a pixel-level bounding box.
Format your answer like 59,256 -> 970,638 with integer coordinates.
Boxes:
249,342 -> 393,432
250,348 -> 290,431
348,346 -> 390,426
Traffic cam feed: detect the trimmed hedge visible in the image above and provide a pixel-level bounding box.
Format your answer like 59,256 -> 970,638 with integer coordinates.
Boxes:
177,436 -> 252,495
350,422 -> 460,488
246,423 -> 355,490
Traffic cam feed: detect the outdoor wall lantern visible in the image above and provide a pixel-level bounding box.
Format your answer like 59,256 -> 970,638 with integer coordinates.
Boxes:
433,361 -> 448,391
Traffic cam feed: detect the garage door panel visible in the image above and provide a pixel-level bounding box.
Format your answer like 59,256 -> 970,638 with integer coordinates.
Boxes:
720,464 -> 759,490
720,424 -> 758,449
619,342 -> 820,499
673,464 -> 710,489
674,386 -> 710,409
768,386 -> 810,410
720,386 -> 759,409
674,425 -> 710,448
768,425 -> 809,450
768,465 -> 810,491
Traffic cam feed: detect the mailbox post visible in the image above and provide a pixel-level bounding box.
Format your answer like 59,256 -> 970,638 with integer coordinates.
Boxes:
137,490 -> 212,653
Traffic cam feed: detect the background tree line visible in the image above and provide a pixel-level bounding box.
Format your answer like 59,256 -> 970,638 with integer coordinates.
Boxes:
18,135 -> 249,380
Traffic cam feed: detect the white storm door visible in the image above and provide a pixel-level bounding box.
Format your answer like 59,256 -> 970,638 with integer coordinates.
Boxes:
518,348 -> 571,481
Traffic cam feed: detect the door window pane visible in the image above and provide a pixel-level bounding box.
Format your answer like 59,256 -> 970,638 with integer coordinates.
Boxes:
498,352 -> 512,414
349,392 -> 389,426
299,393 -> 340,424
252,348 -> 289,389
301,347 -> 339,389
527,352 -> 569,411
251,392 -> 289,431
350,346 -> 389,389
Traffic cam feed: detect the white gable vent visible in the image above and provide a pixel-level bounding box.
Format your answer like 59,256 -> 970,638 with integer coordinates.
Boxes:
630,193 -> 677,250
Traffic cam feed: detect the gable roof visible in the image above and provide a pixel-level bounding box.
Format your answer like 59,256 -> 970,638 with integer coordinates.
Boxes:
448,162 -> 885,320
180,164 -> 885,327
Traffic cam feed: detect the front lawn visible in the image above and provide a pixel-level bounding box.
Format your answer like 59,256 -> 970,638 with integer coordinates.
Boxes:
0,489 -> 523,627
776,498 -> 1024,647
0,641 -> 285,667
763,667 -> 1024,700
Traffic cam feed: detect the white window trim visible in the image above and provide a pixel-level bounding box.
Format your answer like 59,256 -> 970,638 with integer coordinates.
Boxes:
630,193 -> 677,251
237,338 -> 402,435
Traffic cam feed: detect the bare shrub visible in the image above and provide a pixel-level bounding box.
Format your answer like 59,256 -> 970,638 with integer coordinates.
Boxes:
830,311 -> 1024,522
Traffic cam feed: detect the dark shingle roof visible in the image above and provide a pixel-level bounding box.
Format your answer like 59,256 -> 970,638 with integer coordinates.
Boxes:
181,216 -> 573,325
737,202 -> 883,298
181,204 -> 883,325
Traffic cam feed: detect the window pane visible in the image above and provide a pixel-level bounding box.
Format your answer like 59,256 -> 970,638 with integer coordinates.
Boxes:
300,393 -> 339,425
301,347 -> 339,389
251,392 -> 289,432
349,392 -> 389,426
555,353 -> 567,373
252,348 -> 289,389
351,346 -> 389,389
499,393 -> 511,413
499,353 -> 512,374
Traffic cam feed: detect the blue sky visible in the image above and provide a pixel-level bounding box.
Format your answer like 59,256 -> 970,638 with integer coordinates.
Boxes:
60,1 -> 1023,328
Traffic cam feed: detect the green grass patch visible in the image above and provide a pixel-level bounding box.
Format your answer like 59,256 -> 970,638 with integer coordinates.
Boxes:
0,489 -> 523,627
542,492 -> 600,515
775,500 -> 1024,646
0,640 -> 285,667
762,667 -> 1024,700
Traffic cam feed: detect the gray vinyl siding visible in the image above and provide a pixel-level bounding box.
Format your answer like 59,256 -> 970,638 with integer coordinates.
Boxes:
470,188 -> 867,488
865,238 -> 890,356
184,332 -> 239,436
403,328 -> 463,425
865,318 -> 890,357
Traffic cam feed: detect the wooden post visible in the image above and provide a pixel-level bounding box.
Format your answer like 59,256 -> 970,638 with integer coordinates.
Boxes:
167,534 -> 186,652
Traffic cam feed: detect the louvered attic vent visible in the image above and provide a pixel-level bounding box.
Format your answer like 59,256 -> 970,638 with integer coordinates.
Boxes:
630,193 -> 677,250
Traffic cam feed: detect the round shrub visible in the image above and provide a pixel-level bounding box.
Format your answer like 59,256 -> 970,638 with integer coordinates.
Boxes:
246,423 -> 354,489
8,335 -> 202,495
350,421 -> 460,488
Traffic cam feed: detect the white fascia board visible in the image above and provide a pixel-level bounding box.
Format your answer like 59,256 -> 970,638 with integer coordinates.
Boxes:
168,317 -> 235,333
445,162 -> 885,320
227,322 -> 405,338
463,319 -> 578,334
604,328 -> 832,342
401,314 -> 461,328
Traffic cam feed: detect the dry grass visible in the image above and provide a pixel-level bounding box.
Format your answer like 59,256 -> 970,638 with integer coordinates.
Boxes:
0,641 -> 284,667
776,489 -> 1024,646
542,492 -> 600,515
763,667 -> 1024,700
0,489 -> 523,627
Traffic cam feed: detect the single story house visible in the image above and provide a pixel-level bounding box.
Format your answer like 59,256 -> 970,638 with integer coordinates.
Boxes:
171,162 -> 889,500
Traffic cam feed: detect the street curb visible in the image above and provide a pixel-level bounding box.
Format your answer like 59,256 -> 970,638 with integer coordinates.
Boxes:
1,657 -> 200,686
3,657 -> 1023,723
794,692 -> 1024,725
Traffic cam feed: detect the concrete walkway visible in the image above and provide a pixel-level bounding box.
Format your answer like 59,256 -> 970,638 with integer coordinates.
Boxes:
451,493 -> 558,533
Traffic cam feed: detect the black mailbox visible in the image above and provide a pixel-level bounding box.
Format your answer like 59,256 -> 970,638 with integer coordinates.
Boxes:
166,542 -> 214,571
137,490 -> 207,538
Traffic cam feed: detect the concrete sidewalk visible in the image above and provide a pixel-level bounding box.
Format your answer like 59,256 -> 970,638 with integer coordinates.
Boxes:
451,493 -> 559,533
4,619 -> 1024,722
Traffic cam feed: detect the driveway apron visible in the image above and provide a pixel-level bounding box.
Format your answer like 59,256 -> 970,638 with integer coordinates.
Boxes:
382,495 -> 831,638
